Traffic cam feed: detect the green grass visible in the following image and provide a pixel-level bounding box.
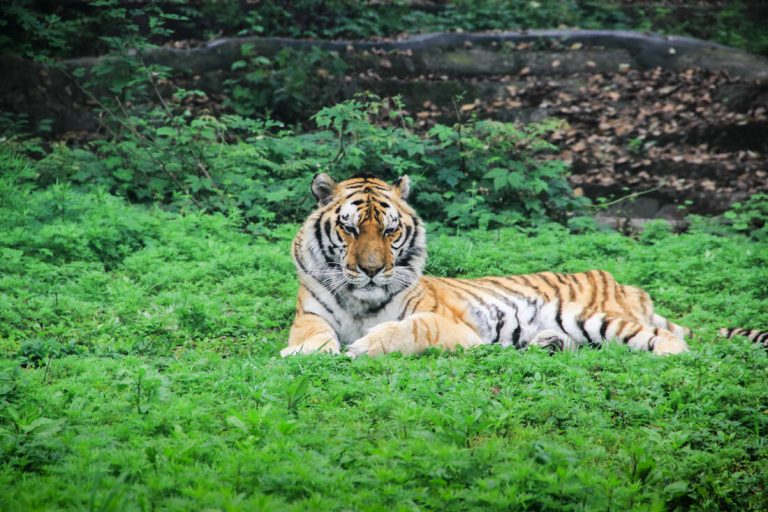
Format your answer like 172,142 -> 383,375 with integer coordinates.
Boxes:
1,187 -> 767,510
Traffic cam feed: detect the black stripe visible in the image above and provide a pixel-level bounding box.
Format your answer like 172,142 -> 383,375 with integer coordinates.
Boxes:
394,224 -> 413,252
345,184 -> 389,191
623,326 -> 642,344
407,218 -> 420,252
491,306 -> 505,344
293,248 -> 312,277
314,216 -> 323,246
528,299 -> 540,324
445,279 -> 492,309
576,317 -> 594,346
460,280 -> 527,315
396,247 -> 424,268
599,318 -> 609,340
398,288 -> 425,320
512,308 -> 522,348
314,216 -> 335,264
480,278 -> 528,300
518,275 -> 546,297
362,295 -> 396,316
598,271 -> 610,311
539,273 -> 559,296
584,271 -> 598,311
554,273 -> 576,300
555,301 -> 567,334
303,286 -> 341,329
572,273 -> 584,294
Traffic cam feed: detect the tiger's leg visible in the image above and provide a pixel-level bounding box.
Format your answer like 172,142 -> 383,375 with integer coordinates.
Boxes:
281,312 -> 340,357
624,284 -> 690,340
591,314 -> 689,355
346,312 -> 483,358
528,329 -> 578,353
651,313 -> 690,340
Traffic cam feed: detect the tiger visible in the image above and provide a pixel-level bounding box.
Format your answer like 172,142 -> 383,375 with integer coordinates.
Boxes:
281,174 -> 768,358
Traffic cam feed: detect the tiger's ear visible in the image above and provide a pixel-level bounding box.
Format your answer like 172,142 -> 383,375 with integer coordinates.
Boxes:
311,173 -> 337,205
393,175 -> 410,200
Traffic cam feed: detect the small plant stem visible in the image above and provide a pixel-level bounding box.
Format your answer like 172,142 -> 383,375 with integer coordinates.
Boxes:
590,182 -> 665,210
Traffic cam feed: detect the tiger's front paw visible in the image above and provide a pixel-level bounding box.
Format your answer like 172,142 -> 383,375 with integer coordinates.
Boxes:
347,322 -> 402,358
346,337 -> 370,359
529,329 -> 577,353
280,337 -> 340,357
652,333 -> 689,356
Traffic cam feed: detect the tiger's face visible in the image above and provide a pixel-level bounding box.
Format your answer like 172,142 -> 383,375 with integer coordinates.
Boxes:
303,173 -> 425,302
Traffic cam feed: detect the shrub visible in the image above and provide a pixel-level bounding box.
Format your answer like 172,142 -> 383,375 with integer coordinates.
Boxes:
722,193 -> 768,241
224,46 -> 348,122
30,98 -> 586,231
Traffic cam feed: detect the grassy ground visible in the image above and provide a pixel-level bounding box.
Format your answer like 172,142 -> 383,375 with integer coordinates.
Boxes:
1,187 -> 767,510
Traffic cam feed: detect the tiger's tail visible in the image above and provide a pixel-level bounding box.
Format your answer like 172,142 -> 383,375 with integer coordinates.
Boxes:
720,328 -> 768,349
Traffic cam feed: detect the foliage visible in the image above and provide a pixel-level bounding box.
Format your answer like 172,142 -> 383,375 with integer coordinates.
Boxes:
69,1 -> 187,115
722,193 -> 768,241
427,116 -> 583,228
0,170 -> 766,509
26,97 -> 585,231
633,1 -> 768,56
224,45 -> 347,122
0,0 -> 194,61
17,338 -> 82,369
5,1 -> 765,62
199,0 -> 768,55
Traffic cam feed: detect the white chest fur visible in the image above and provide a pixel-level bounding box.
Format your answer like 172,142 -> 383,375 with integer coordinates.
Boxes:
300,280 -> 408,345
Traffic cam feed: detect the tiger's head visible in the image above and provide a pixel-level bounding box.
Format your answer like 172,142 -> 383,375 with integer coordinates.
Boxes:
295,173 -> 426,304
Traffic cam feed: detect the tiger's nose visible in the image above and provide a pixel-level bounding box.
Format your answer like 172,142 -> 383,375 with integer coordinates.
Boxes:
359,264 -> 384,278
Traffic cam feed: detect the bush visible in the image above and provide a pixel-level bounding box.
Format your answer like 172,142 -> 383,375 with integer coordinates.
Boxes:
722,193 -> 768,241
224,46 -> 348,122
0,156 -> 161,270
30,98 -> 587,232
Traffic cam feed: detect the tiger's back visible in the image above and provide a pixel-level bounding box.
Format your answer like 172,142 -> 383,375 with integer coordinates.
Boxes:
398,270 -> 689,353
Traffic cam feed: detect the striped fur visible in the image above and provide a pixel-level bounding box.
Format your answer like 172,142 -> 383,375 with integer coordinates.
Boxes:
281,174 -> 761,358
720,328 -> 768,349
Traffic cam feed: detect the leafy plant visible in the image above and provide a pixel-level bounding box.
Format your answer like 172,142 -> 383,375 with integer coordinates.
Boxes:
722,193 -> 768,241
0,410 -> 65,472
25,97 -> 584,231
225,45 -> 347,122
285,375 -> 311,413
115,365 -> 169,415
17,338 -> 82,369
316,97 -> 589,229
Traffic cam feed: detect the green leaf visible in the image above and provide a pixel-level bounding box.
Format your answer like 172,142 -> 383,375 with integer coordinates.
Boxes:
155,126 -> 176,137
